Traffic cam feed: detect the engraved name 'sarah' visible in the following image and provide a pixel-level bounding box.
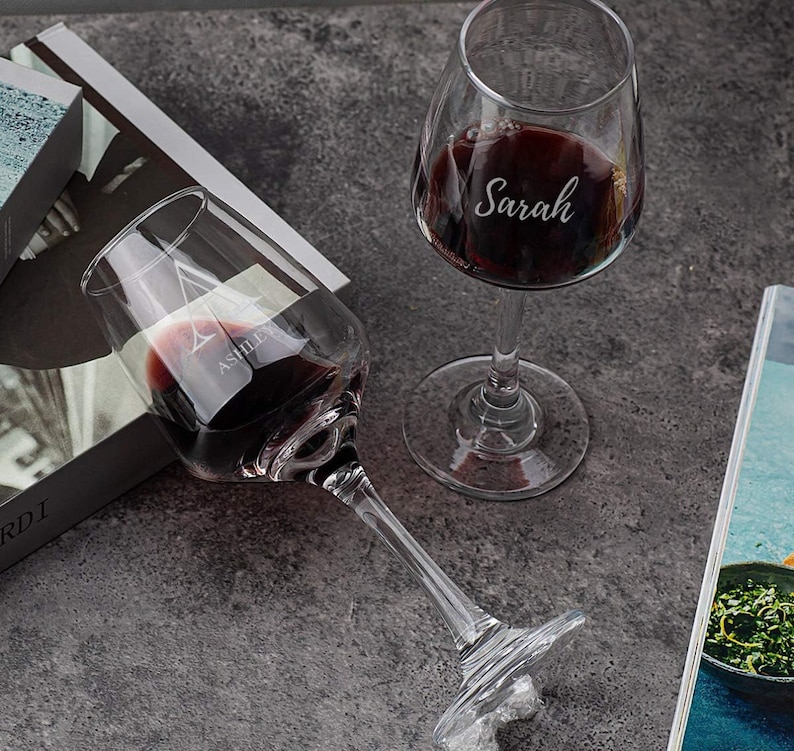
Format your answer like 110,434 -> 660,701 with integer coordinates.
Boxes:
474,176 -> 579,223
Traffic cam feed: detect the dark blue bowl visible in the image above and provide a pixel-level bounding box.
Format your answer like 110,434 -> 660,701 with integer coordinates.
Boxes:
701,562 -> 794,703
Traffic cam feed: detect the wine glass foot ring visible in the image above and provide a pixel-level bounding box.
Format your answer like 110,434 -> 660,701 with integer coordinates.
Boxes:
434,613 -> 585,749
403,352 -> 590,502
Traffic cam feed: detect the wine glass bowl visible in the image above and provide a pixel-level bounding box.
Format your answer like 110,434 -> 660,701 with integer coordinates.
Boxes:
81,185 -> 586,749
461,0 -> 636,115
81,187 -> 368,484
406,0 -> 644,500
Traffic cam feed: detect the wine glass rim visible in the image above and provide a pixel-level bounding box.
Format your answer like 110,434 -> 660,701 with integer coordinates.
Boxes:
457,0 -> 636,116
81,185 -> 208,297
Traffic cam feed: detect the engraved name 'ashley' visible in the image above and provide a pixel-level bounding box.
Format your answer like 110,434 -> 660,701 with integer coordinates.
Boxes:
474,176 -> 579,223
218,323 -> 275,375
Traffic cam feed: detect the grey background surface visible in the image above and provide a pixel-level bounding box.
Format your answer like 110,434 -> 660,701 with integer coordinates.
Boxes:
0,0 -> 419,13
0,1 -> 792,749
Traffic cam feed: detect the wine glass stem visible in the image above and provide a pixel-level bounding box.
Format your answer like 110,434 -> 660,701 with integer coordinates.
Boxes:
483,288 -> 527,410
315,460 -> 499,652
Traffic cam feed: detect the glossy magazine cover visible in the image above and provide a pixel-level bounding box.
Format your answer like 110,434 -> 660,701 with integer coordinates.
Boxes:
669,285 -> 794,750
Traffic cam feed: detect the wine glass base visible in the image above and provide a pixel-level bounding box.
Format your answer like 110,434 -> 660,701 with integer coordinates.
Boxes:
402,356 -> 588,500
433,609 -> 586,750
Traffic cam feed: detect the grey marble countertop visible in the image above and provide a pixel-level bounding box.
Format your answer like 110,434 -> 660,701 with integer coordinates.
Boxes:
0,2 -> 791,749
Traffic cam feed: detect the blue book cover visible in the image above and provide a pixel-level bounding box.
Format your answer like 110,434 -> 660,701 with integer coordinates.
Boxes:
669,285 -> 794,750
0,56 -> 81,283
0,81 -> 68,208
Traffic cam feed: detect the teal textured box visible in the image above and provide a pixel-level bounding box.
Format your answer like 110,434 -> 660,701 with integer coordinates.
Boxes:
0,57 -> 82,284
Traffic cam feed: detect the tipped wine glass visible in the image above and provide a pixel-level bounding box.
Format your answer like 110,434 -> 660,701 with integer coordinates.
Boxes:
80,186 -> 585,749
405,0 -> 645,500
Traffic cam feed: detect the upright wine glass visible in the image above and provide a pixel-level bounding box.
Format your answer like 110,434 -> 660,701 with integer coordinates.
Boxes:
405,0 -> 644,500
81,186 -> 585,750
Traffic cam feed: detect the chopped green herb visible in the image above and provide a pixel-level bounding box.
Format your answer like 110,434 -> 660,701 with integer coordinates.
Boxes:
704,578 -> 794,677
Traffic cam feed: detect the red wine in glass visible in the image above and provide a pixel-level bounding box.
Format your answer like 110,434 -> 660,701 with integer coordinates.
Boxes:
415,119 -> 643,289
144,312 -> 361,481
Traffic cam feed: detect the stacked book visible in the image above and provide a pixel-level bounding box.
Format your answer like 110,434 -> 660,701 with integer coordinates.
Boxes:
0,24 -> 349,573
